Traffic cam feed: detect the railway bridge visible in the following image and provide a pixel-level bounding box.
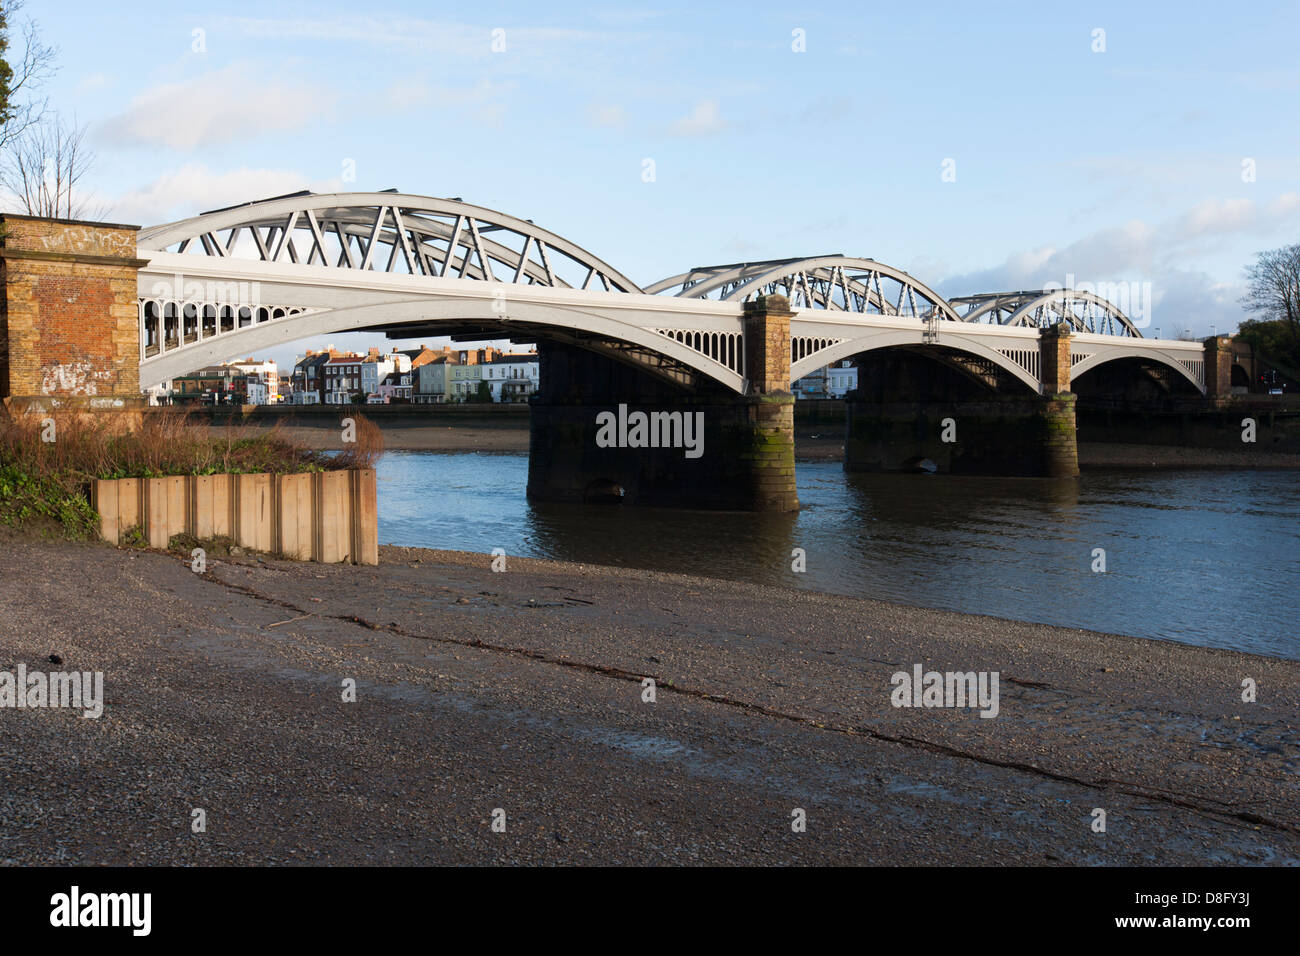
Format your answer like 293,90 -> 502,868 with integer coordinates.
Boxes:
0,193 -> 1231,510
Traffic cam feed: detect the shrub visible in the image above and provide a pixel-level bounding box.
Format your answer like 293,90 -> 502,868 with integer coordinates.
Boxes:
0,464 -> 99,537
0,407 -> 382,538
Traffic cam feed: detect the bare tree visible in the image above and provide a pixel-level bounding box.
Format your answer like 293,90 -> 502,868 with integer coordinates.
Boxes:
0,0 -> 57,154
1242,244 -> 1300,341
0,111 -> 97,218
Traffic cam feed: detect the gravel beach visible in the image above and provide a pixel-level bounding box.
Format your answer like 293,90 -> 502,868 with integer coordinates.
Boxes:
0,536 -> 1294,865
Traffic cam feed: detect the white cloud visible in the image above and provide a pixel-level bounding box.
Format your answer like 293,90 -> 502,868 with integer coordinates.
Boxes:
1176,198 -> 1257,238
104,163 -> 342,226
224,15 -> 610,61
97,63 -> 336,150
76,73 -> 113,95
668,99 -> 727,137
1144,270 -> 1244,338
929,193 -> 1300,336
382,79 -> 431,110
227,15 -> 486,51
589,9 -> 666,25
1172,193 -> 1300,240
587,103 -> 626,128
936,220 -> 1157,298
379,77 -> 515,128
938,191 -> 1300,300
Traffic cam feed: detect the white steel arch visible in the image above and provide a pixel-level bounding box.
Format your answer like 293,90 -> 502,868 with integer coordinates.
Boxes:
131,192 -> 1200,396
135,256 -> 747,391
1068,338 -> 1205,392
950,289 -> 1143,337
648,256 -> 963,321
139,191 -> 643,294
786,319 -> 1045,393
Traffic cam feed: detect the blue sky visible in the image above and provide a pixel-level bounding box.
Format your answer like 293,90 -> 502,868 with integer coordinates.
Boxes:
19,0 -> 1300,367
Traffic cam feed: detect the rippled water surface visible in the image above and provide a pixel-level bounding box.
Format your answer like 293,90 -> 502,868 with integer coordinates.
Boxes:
377,451 -> 1300,660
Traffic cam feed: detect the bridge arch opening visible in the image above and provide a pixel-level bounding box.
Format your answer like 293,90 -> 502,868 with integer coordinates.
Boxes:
848,343 -> 1041,403
1071,354 -> 1203,405
842,341 -> 1076,477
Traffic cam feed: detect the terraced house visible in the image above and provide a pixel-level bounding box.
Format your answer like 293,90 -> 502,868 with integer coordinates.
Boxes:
413,352 -> 459,403
481,351 -> 539,402
290,348 -> 338,404
324,353 -> 365,404
447,347 -> 498,401
370,369 -> 414,403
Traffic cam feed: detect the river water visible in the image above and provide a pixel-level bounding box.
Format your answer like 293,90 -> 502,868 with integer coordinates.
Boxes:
376,451 -> 1300,660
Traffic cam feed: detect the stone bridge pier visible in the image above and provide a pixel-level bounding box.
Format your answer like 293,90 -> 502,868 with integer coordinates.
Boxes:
527,295 -> 799,511
0,214 -> 146,414
843,324 -> 1080,477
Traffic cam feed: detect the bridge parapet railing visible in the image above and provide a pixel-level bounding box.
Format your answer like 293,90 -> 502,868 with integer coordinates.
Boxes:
138,298 -> 319,362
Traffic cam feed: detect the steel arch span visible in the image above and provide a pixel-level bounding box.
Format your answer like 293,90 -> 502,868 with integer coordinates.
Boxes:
138,191 -> 643,293
131,191 -> 1201,396
647,255 -> 963,321
134,191 -> 746,390
1068,343 -> 1205,392
135,261 -> 751,392
784,320 -> 1047,393
949,289 -> 1144,337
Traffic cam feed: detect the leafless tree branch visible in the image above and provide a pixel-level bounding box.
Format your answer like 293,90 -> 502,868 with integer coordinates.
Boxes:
1242,245 -> 1300,339
0,0 -> 57,154
0,111 -> 100,219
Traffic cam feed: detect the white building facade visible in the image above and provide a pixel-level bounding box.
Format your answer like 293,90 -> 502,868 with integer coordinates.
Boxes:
227,359 -> 279,403
795,361 -> 857,399
482,353 -> 540,402
360,352 -> 411,398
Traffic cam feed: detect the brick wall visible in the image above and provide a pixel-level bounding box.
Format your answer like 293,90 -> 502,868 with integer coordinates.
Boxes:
0,214 -> 145,405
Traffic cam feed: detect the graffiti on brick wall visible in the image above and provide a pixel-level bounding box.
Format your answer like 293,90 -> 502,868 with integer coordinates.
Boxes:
31,223 -> 133,257
40,361 -> 115,396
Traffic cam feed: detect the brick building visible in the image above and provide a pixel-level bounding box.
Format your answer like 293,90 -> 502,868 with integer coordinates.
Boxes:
323,352 -> 366,404
290,348 -> 338,404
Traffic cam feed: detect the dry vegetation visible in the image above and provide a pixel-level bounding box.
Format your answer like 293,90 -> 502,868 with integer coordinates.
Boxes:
0,407 -> 383,537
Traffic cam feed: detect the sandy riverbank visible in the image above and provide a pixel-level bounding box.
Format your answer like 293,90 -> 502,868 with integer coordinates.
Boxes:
206,420 -> 1300,468
0,537 -> 1294,864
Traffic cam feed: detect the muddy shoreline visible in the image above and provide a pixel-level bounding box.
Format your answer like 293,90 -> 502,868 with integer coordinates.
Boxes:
0,537 -> 1294,865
